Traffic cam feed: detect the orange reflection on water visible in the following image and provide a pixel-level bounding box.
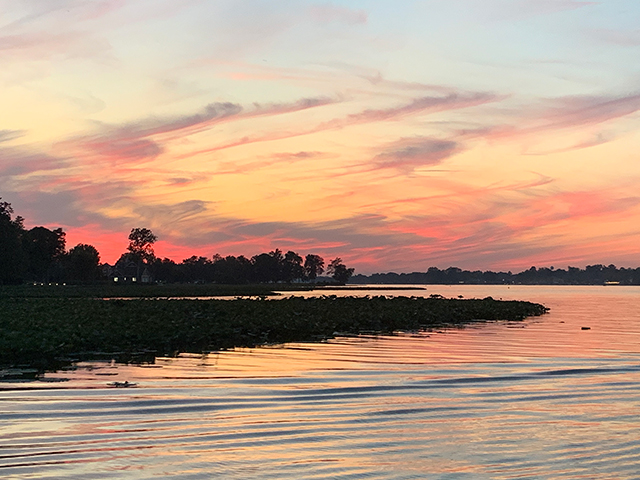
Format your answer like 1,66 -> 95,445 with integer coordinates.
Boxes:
4,286 -> 640,479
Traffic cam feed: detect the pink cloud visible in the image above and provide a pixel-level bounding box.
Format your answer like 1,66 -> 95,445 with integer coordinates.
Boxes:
541,94 -> 640,130
468,92 -> 640,149
60,96 -> 338,166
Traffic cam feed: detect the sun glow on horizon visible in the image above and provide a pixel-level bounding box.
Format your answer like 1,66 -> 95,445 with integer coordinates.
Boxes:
2,0 -> 640,273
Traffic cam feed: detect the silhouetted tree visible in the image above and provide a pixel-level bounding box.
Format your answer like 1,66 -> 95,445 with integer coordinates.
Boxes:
0,200 -> 26,284
282,250 -> 304,282
115,252 -> 141,269
23,226 -> 66,282
150,257 -> 183,283
124,227 -> 158,280
65,244 -> 101,284
212,254 -> 252,284
303,254 -> 324,281
251,249 -> 284,283
127,227 -> 157,263
181,255 -> 214,283
327,257 -> 355,284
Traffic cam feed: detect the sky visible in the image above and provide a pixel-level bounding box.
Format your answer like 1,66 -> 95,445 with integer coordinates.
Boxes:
2,0 -> 640,274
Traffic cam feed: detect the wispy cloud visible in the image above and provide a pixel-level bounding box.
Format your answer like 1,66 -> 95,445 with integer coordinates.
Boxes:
373,138 -> 462,172
133,200 -> 210,226
539,93 -> 640,130
0,130 -> 24,143
180,90 -> 500,159
475,91 -> 640,149
63,96 -> 338,165
524,132 -> 615,155
0,146 -> 66,177
341,92 -> 501,125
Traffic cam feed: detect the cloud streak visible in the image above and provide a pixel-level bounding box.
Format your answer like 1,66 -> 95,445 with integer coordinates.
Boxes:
179,90 -> 500,159
373,138 -> 462,172
62,96 -> 338,165
475,91 -> 640,149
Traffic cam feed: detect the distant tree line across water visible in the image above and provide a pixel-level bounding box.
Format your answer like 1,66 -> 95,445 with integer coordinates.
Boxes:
0,199 -> 354,285
4,199 -> 638,286
351,265 -> 640,285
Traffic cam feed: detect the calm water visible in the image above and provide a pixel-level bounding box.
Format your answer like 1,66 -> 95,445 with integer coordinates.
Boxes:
2,285 -> 640,479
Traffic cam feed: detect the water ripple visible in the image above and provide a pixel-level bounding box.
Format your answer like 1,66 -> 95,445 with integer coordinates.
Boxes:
3,286 -> 640,478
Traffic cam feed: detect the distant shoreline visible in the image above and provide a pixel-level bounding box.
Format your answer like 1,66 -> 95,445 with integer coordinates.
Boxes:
350,265 -> 640,286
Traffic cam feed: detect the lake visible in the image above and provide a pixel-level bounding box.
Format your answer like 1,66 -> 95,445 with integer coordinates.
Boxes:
2,285 -> 640,479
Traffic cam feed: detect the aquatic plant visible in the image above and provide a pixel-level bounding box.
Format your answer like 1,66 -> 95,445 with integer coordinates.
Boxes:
0,295 -> 548,370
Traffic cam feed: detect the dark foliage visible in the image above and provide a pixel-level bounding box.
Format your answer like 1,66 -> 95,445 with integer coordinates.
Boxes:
148,250 -> 337,285
23,226 -> 66,282
127,227 -> 157,263
0,295 -> 548,369
64,244 -> 101,284
304,254 -> 325,280
0,200 -> 27,284
351,264 -> 640,285
327,257 -> 355,284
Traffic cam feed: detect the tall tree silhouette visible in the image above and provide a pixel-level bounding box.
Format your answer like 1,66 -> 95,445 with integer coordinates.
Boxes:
0,200 -> 26,284
282,251 -> 304,282
23,226 -> 66,282
303,254 -> 324,281
251,249 -> 284,283
65,244 -> 101,284
127,228 -> 157,263
212,255 -> 252,284
327,257 -> 355,284
181,256 -> 214,283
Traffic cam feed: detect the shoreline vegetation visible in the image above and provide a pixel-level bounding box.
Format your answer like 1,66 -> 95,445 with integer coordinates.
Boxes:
0,286 -> 549,372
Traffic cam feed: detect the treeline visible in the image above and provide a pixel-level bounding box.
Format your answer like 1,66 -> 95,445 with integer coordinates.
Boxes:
351,265 -> 640,285
0,199 -> 355,285
110,228 -> 354,284
141,250 -> 354,284
0,200 -> 101,285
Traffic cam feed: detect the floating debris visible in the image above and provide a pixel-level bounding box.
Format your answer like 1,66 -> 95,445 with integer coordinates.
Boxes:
107,381 -> 137,388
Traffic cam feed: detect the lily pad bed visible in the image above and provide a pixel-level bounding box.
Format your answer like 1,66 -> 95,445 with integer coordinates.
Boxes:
0,296 -> 548,370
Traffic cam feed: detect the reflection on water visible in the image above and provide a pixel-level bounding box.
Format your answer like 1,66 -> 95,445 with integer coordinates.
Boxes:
2,286 -> 640,479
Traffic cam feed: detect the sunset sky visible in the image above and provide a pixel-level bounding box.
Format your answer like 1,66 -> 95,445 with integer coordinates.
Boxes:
2,0 -> 640,273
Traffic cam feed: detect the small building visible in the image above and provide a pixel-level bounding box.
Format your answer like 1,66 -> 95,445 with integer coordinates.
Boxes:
141,267 -> 152,284
111,261 -> 139,284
